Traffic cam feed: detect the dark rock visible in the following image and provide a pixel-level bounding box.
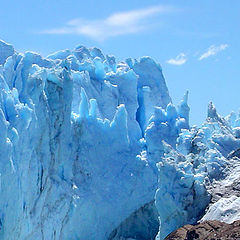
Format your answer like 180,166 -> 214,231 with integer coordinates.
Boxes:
165,220 -> 240,240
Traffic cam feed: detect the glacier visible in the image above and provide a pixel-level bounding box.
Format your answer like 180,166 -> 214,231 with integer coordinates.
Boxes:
0,39 -> 240,240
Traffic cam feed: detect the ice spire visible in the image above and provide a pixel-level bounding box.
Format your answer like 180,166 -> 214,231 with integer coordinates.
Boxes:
177,90 -> 190,127
207,102 -> 218,119
79,87 -> 89,118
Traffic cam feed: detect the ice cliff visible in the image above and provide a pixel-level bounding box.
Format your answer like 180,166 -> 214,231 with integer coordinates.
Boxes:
0,40 -> 240,240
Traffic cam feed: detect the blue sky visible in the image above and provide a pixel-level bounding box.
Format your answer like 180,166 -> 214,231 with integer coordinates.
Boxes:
1,0 -> 239,125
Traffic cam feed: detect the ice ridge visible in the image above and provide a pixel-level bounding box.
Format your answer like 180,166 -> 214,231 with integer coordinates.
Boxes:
0,40 -> 240,240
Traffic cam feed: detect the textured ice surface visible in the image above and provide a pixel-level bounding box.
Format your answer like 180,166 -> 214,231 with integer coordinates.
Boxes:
0,40 -> 240,240
202,196 -> 240,223
154,144 -> 210,240
153,102 -> 240,239
0,41 -> 172,240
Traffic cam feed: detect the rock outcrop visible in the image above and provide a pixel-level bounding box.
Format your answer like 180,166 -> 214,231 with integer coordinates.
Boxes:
165,220 -> 240,240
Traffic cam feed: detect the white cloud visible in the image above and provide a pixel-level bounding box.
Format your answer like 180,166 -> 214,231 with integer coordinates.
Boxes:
198,44 -> 228,60
40,5 -> 175,41
166,53 -> 187,65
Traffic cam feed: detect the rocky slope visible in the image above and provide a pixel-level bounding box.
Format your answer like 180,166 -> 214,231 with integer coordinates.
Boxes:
165,220 -> 240,240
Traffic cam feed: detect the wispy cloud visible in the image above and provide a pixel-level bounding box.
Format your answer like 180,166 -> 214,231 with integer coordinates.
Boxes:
40,5 -> 175,41
167,53 -> 187,65
198,44 -> 228,60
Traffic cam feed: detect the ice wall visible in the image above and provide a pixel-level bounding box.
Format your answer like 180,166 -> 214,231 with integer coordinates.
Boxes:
1,39 -> 239,240
0,40 -> 172,240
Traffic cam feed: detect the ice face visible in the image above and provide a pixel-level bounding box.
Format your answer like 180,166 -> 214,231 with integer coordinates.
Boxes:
0,41 -> 174,240
145,92 -> 190,164
0,40 -> 240,240
154,143 -> 210,240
